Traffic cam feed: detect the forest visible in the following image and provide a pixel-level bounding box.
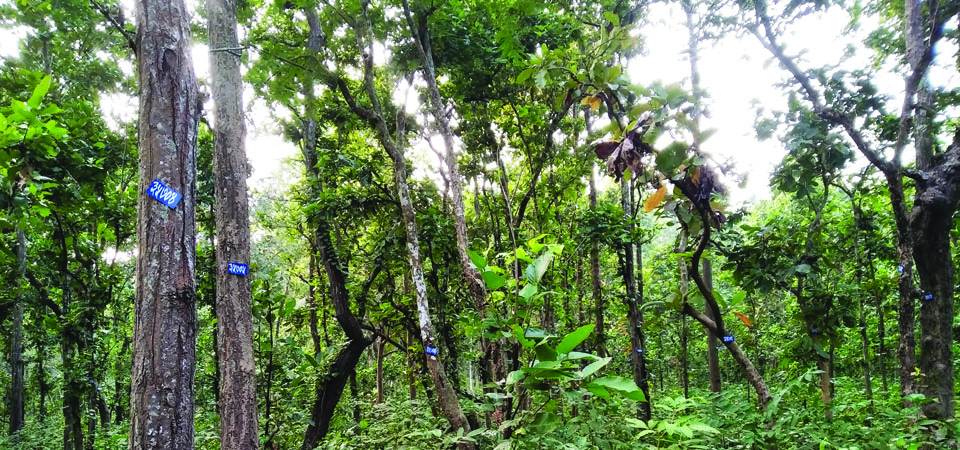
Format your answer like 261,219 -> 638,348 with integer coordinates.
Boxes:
1,0 -> 960,448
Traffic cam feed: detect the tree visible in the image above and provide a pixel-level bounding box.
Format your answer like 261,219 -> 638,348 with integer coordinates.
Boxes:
751,0 -> 960,418
208,0 -> 259,447
129,0 -> 201,447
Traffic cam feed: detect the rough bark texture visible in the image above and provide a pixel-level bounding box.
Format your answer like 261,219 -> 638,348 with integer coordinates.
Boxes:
130,0 -> 200,447
752,0 -> 960,416
682,210 -> 771,410
313,2 -> 472,442
622,179 -> 650,420
9,229 -> 26,436
209,0 -> 259,447
400,2 -> 508,422
590,170 -> 605,356
702,259 -> 722,393
677,230 -> 690,398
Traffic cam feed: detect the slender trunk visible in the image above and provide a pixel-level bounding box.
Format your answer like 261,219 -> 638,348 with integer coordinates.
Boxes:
635,237 -> 650,420
376,337 -> 386,404
299,11 -> 377,447
682,210 -> 771,410
9,229 -> 26,435
590,170 -> 605,356
350,372 -> 361,423
130,0 -> 200,447
209,0 -> 258,446
322,2 -> 471,441
678,230 -> 690,398
113,335 -> 130,424
400,2 -> 506,425
621,178 -> 649,419
869,258 -> 888,392
703,259 -> 721,393
852,208 -> 873,402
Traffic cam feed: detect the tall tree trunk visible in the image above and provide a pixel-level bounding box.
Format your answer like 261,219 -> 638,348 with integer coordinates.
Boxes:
375,336 -> 386,404
681,209 -> 771,410
635,233 -> 650,420
869,258 -> 888,392
702,259 -> 722,393
317,2 -> 472,442
9,229 -> 26,436
209,0 -> 259,447
400,1 -> 507,424
852,207 -> 873,402
590,170 -> 605,356
622,178 -> 649,420
130,0 -> 200,447
677,230 -> 690,399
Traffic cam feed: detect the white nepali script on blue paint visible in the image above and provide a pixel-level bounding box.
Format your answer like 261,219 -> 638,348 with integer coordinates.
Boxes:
147,179 -> 182,209
425,346 -> 439,356
722,335 -> 735,343
228,262 -> 249,276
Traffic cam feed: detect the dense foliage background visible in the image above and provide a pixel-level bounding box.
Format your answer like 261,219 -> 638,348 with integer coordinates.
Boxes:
1,0 -> 959,449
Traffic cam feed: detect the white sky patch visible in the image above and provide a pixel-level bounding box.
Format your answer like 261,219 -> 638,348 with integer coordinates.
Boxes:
628,3 -> 914,206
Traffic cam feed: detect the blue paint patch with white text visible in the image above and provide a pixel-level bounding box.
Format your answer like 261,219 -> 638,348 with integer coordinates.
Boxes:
228,262 -> 249,276
146,179 -> 182,209
722,335 -> 735,343
425,346 -> 439,356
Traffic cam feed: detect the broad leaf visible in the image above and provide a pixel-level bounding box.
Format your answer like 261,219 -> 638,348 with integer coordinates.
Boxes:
644,186 -> 666,212
557,324 -> 595,354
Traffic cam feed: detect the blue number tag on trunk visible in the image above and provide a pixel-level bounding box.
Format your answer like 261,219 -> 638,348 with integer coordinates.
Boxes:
227,262 -> 248,276
722,335 -> 735,343
146,179 -> 182,209
425,346 -> 439,356
924,293 -> 933,301
636,348 -> 643,354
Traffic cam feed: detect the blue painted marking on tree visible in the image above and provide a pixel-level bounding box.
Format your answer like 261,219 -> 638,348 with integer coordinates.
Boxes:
722,335 -> 735,343
897,265 -> 904,274
811,328 -> 819,334
425,346 -> 439,356
924,293 -> 933,301
636,348 -> 643,354
227,262 -> 248,276
146,179 -> 182,209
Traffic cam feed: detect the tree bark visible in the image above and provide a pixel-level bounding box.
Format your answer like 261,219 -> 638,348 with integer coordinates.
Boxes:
590,170 -> 605,356
621,178 -> 650,420
209,0 -> 259,447
677,229 -> 690,399
314,2 -> 472,442
130,0 -> 200,447
702,259 -> 721,393
681,210 -> 771,410
9,229 -> 26,436
400,0 -> 508,423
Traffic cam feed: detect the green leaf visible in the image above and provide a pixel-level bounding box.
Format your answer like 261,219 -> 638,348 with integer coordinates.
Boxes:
556,324 -> 595,354
516,68 -> 535,83
730,291 -> 747,307
591,376 -> 640,392
528,412 -> 561,434
467,250 -> 486,270
482,270 -> 506,291
580,356 -> 611,378
28,76 -> 52,109
655,141 -> 689,175
603,11 -> 620,27
506,370 -> 525,385
512,324 -> 533,348
519,283 -> 538,299
526,252 -> 554,283
796,264 -> 812,274
534,343 -> 558,362
584,383 -> 610,399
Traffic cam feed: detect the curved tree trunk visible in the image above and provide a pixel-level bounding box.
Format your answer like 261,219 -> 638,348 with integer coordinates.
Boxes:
130,0 -> 200,447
